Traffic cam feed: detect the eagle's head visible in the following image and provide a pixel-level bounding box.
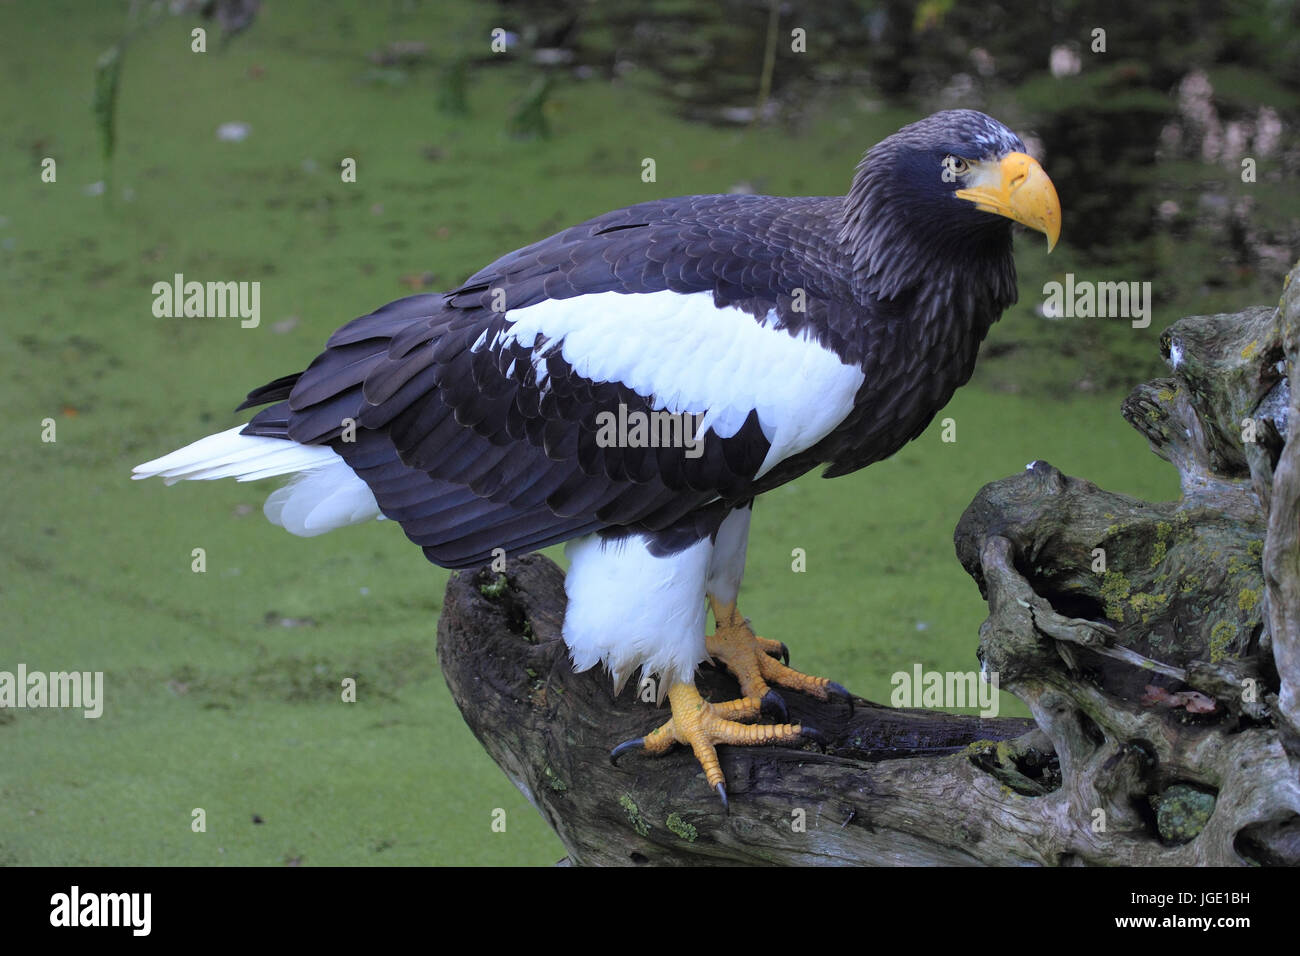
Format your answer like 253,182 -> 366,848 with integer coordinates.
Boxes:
840,109 -> 1061,298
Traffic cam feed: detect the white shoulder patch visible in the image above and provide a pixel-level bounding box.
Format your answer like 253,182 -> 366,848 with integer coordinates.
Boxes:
499,290 -> 865,476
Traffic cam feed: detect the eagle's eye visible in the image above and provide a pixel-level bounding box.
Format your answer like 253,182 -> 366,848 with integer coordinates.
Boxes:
943,156 -> 970,177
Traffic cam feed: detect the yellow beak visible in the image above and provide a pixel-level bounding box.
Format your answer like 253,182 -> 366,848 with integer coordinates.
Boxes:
955,151 -> 1061,252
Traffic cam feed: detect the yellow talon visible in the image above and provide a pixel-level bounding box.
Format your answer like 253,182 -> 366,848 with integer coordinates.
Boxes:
707,597 -> 841,701
610,600 -> 849,799
641,683 -> 804,791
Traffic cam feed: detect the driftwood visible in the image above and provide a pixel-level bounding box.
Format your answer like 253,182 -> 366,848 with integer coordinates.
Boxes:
436,266 -> 1300,866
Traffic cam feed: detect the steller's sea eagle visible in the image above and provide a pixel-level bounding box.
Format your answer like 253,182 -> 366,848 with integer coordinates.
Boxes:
134,110 -> 1060,803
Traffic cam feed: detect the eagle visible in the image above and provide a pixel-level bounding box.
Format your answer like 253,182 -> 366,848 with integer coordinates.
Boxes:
134,110 -> 1060,803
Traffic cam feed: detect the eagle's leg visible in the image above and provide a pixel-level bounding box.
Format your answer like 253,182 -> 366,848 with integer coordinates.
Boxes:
611,616 -> 838,803
706,596 -> 851,720
632,682 -> 806,802
608,510 -> 841,800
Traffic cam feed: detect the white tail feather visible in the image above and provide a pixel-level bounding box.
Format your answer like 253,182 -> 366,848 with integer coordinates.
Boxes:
133,426 -> 381,537
263,463 -> 382,536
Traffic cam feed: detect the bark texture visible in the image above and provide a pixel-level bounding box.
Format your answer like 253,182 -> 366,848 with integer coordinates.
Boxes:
436,266 -> 1300,866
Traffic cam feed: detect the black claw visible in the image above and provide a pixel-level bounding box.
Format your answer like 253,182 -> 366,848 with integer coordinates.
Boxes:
800,725 -> 829,746
715,782 -> 729,810
764,642 -> 790,665
826,681 -> 855,717
609,737 -> 644,766
759,688 -> 789,723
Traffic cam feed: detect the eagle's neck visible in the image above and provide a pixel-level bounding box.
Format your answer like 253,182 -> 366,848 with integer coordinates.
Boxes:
837,149 -> 1018,312
798,158 -> 1021,477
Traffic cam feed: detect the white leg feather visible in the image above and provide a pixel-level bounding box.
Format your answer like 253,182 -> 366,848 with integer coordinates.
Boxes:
563,532 -> 711,694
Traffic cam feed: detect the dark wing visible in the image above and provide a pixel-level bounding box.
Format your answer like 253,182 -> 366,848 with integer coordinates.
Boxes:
240,195 -> 866,568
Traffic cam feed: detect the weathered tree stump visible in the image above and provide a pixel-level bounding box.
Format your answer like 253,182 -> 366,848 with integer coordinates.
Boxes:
436,266 -> 1300,866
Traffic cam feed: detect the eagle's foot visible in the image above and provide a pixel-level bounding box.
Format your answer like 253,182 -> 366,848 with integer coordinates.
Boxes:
611,682 -> 809,801
707,598 -> 852,713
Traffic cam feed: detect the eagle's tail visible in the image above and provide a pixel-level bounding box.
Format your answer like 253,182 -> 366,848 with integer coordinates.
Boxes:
131,426 -> 381,537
